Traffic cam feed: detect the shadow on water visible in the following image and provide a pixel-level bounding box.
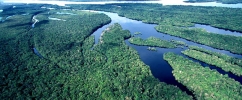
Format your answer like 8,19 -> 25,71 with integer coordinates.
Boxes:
125,41 -> 195,97
181,54 -> 242,84
90,11 -> 242,98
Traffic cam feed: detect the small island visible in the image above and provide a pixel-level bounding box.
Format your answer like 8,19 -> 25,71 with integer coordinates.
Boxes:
147,47 -> 157,51
129,36 -> 187,48
182,46 -> 242,76
134,32 -> 142,35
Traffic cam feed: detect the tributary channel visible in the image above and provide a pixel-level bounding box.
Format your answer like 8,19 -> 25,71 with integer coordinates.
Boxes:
91,11 -> 242,96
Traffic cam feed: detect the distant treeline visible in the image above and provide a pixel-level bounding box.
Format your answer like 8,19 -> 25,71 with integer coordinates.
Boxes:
185,0 -> 242,4
43,0 -> 158,1
0,5 -> 192,99
72,4 -> 242,54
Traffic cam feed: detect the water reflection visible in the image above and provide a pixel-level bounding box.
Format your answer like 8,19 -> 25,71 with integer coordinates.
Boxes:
99,11 -> 141,24
95,11 -> 242,58
193,24 -> 242,37
92,11 -> 242,85
89,11 -> 142,45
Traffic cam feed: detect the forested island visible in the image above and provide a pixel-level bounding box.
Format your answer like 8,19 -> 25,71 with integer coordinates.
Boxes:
182,46 -> 242,76
128,37 -> 186,48
164,52 -> 242,99
129,37 -> 176,48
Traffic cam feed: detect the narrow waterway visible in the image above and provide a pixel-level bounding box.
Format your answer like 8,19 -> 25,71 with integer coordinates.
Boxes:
27,8 -> 242,96
32,15 -> 39,28
1,2 -> 242,98
89,11 -> 242,94
192,24 -> 242,37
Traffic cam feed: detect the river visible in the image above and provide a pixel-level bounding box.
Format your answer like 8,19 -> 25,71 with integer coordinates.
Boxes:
90,11 -> 242,93
2,1 -> 242,97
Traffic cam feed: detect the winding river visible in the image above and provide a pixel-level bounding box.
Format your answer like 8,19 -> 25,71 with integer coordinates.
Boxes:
3,1 -> 241,96
90,11 -> 242,93
32,15 -> 39,28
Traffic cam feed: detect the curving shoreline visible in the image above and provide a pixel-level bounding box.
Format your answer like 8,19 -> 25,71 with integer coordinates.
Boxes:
32,15 -> 39,28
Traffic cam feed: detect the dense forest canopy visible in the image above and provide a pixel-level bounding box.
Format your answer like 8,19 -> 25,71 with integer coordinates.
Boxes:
164,52 -> 242,99
1,2 -> 242,100
74,4 -> 242,54
0,5 -> 192,99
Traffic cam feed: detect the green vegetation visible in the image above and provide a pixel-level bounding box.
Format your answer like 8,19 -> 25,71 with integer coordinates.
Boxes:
86,23 -> 191,99
129,37 -> 176,48
129,37 -> 187,48
0,6 -> 192,99
185,0 -> 242,4
32,10 -> 111,65
164,52 -> 242,99
189,46 -> 242,66
155,25 -> 242,54
74,4 -> 242,54
170,39 -> 187,47
182,46 -> 242,76
75,4 -> 242,32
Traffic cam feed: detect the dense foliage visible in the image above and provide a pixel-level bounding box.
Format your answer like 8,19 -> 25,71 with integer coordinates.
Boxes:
128,36 -> 186,48
73,4 -> 242,54
182,46 -> 242,76
189,46 -> 242,66
81,23 -> 192,99
0,6 -> 192,99
182,46 -> 242,75
164,52 -> 242,99
74,4 -> 242,32
155,25 -> 242,54
128,37 -> 176,48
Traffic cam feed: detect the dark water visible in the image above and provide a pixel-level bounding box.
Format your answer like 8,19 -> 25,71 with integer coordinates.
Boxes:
1,2 -> 242,98
90,11 -> 242,94
25,9 -> 242,95
33,48 -> 43,58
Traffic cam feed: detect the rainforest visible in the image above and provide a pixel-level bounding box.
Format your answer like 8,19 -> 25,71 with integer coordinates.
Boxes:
0,1 -> 242,99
